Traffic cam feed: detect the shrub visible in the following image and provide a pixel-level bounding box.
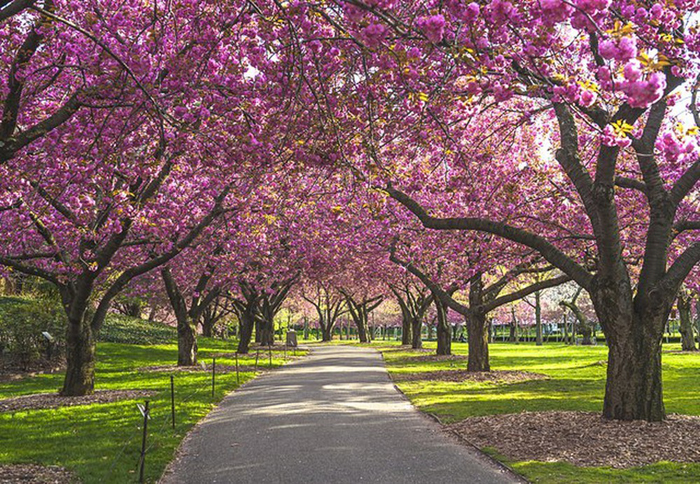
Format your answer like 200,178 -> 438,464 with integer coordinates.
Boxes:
0,298 -> 66,369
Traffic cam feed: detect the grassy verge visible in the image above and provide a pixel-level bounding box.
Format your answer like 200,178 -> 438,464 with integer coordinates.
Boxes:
0,335 -> 303,483
375,341 -> 700,483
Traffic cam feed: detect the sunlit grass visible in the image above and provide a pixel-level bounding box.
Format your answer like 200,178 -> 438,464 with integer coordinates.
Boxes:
0,337 -> 303,483
377,341 -> 700,483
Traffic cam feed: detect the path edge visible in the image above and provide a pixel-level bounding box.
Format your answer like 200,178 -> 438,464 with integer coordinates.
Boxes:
157,347 -> 313,483
378,349 -> 530,484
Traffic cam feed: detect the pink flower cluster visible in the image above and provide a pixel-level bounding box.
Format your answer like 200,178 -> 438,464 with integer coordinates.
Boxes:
417,15 -> 446,44
553,81 -> 597,108
362,23 -> 388,48
599,36 -> 637,62
620,61 -> 666,108
656,131 -> 699,165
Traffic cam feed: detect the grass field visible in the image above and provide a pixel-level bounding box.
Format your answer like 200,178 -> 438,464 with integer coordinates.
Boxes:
373,340 -> 700,483
0,335 -> 301,483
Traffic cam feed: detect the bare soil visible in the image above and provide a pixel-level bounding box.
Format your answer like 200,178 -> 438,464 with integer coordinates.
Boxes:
0,389 -> 155,413
394,369 -> 548,383
0,464 -> 77,483
448,411 -> 700,468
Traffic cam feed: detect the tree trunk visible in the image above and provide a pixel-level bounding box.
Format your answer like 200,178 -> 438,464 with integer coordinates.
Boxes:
178,318 -> 198,366
593,285 -> 667,421
580,324 -> 593,345
678,294 -> 696,351
535,291 -> 543,346
201,313 -> 215,338
411,317 -> 422,349
466,312 -> 490,372
321,324 -> 333,342
435,298 -> 451,355
508,321 -> 516,342
260,321 -> 275,346
401,316 -> 411,345
356,317 -> 369,343
61,318 -> 96,396
237,312 -> 255,354
254,318 -> 262,344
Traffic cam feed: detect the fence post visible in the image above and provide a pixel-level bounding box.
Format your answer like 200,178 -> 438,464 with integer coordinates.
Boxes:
212,357 -> 216,398
255,348 -> 259,370
138,400 -> 150,483
170,375 -> 175,429
235,352 -> 240,384
268,345 -> 272,367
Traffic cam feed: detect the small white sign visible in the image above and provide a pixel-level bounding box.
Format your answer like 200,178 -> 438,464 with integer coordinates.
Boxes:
136,404 -> 151,419
41,332 -> 54,342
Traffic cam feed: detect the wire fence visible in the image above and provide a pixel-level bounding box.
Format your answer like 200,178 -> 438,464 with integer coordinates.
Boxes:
101,347 -> 292,483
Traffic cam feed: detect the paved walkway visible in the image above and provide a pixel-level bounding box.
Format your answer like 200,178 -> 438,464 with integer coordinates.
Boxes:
161,346 -> 518,484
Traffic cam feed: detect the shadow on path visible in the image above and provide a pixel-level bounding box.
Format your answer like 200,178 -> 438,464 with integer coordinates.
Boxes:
161,346 -> 519,484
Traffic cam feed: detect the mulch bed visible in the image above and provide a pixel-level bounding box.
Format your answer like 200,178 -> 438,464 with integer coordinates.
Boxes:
138,364 -> 262,374
0,464 -> 76,483
0,357 -> 65,383
0,390 -> 156,413
448,411 -> 700,468
403,354 -> 467,363
394,369 -> 549,383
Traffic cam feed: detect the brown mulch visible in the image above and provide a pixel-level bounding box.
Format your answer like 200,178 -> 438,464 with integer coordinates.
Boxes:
394,369 -> 549,383
448,411 -> 700,468
404,354 -> 468,363
0,464 -> 77,483
138,364 -> 263,374
0,390 -> 156,413
0,357 -> 65,383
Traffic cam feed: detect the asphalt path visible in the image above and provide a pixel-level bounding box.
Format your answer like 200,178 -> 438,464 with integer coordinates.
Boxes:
161,345 -> 519,484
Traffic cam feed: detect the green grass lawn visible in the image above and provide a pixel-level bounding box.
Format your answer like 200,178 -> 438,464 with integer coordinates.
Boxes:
374,340 -> 700,483
0,336 -> 302,483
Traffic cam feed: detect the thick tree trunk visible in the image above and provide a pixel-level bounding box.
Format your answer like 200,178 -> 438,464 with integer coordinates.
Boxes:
237,313 -> 255,354
321,324 -> 333,342
356,319 -> 369,343
411,317 -> 422,349
254,318 -> 262,344
178,318 -> 198,366
466,312 -> 490,372
508,321 -> 516,342
61,318 -> 96,396
594,285 -> 667,421
580,324 -> 593,345
401,317 -> 411,345
201,314 -> 215,338
260,321 -> 275,346
435,300 -> 451,356
678,294 -> 696,351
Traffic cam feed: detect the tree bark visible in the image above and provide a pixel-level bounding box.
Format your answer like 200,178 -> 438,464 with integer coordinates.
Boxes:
61,317 -> 96,396
401,316 -> 411,345
321,325 -> 333,342
466,312 -> 490,372
237,310 -> 255,354
678,293 -> 696,351
411,316 -> 423,349
177,318 -> 198,366
535,291 -> 543,346
435,296 -> 451,355
592,282 -> 668,421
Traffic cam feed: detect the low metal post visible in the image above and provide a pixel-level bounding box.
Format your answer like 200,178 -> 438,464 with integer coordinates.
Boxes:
212,357 -> 216,398
138,401 -> 150,483
170,375 -> 175,429
235,352 -> 240,384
